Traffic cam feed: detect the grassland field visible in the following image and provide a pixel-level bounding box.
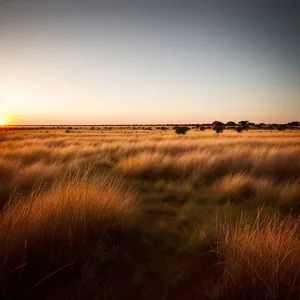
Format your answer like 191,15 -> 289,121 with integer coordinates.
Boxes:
0,126 -> 300,299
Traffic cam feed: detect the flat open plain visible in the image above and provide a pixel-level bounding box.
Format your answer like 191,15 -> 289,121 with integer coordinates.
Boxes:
0,127 -> 300,299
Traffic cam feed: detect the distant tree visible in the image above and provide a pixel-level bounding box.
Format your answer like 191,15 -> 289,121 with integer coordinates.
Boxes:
238,121 -> 249,131
68,127 -> 72,130
199,126 -> 206,131
266,125 -> 275,130
161,126 -> 168,130
66,129 -> 70,133
277,125 -> 287,131
257,123 -> 265,128
175,126 -> 190,135
226,121 -> 236,126
212,121 -> 224,126
213,124 -> 225,134
288,121 -> 300,127
238,121 -> 249,126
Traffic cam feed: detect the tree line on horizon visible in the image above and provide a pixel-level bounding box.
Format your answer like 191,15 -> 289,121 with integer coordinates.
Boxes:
174,121 -> 300,134
0,121 -> 299,132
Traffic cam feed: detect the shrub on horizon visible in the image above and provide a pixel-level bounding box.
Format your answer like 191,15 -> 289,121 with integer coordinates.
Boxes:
277,125 -> 287,131
213,125 -> 225,134
175,126 -> 190,135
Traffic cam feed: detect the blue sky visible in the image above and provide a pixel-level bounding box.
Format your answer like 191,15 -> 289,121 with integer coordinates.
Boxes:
0,0 -> 299,124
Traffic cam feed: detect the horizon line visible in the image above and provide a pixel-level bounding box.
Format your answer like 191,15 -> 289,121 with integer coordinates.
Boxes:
2,122 -> 299,127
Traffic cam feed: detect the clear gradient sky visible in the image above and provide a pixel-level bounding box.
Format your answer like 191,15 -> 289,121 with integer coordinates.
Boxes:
0,0 -> 299,125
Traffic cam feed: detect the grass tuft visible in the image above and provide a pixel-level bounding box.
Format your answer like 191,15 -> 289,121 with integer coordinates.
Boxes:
218,213 -> 300,299
0,172 -> 137,293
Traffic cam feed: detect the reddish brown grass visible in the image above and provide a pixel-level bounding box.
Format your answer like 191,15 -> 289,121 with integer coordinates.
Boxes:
0,172 -> 136,290
219,214 -> 300,299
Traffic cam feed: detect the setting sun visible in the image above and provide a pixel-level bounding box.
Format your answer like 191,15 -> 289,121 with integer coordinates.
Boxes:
0,116 -> 8,126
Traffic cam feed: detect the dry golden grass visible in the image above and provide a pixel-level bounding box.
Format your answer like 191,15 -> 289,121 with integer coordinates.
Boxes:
219,213 -> 300,299
0,171 -> 136,288
0,128 -> 300,298
0,129 -> 299,212
118,148 -> 300,191
213,174 -> 276,204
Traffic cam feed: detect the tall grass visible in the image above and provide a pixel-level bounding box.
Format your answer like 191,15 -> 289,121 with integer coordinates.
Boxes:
0,129 -> 299,297
0,172 -> 136,294
117,144 -> 300,182
219,213 -> 300,299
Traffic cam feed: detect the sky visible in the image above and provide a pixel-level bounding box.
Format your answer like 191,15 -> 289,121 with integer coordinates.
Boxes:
0,0 -> 299,125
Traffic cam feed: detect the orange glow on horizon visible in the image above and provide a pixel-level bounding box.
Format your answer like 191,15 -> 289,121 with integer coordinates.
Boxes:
0,115 -> 10,126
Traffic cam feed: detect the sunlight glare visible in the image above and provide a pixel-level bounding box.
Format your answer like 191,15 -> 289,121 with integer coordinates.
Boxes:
0,116 -> 7,126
